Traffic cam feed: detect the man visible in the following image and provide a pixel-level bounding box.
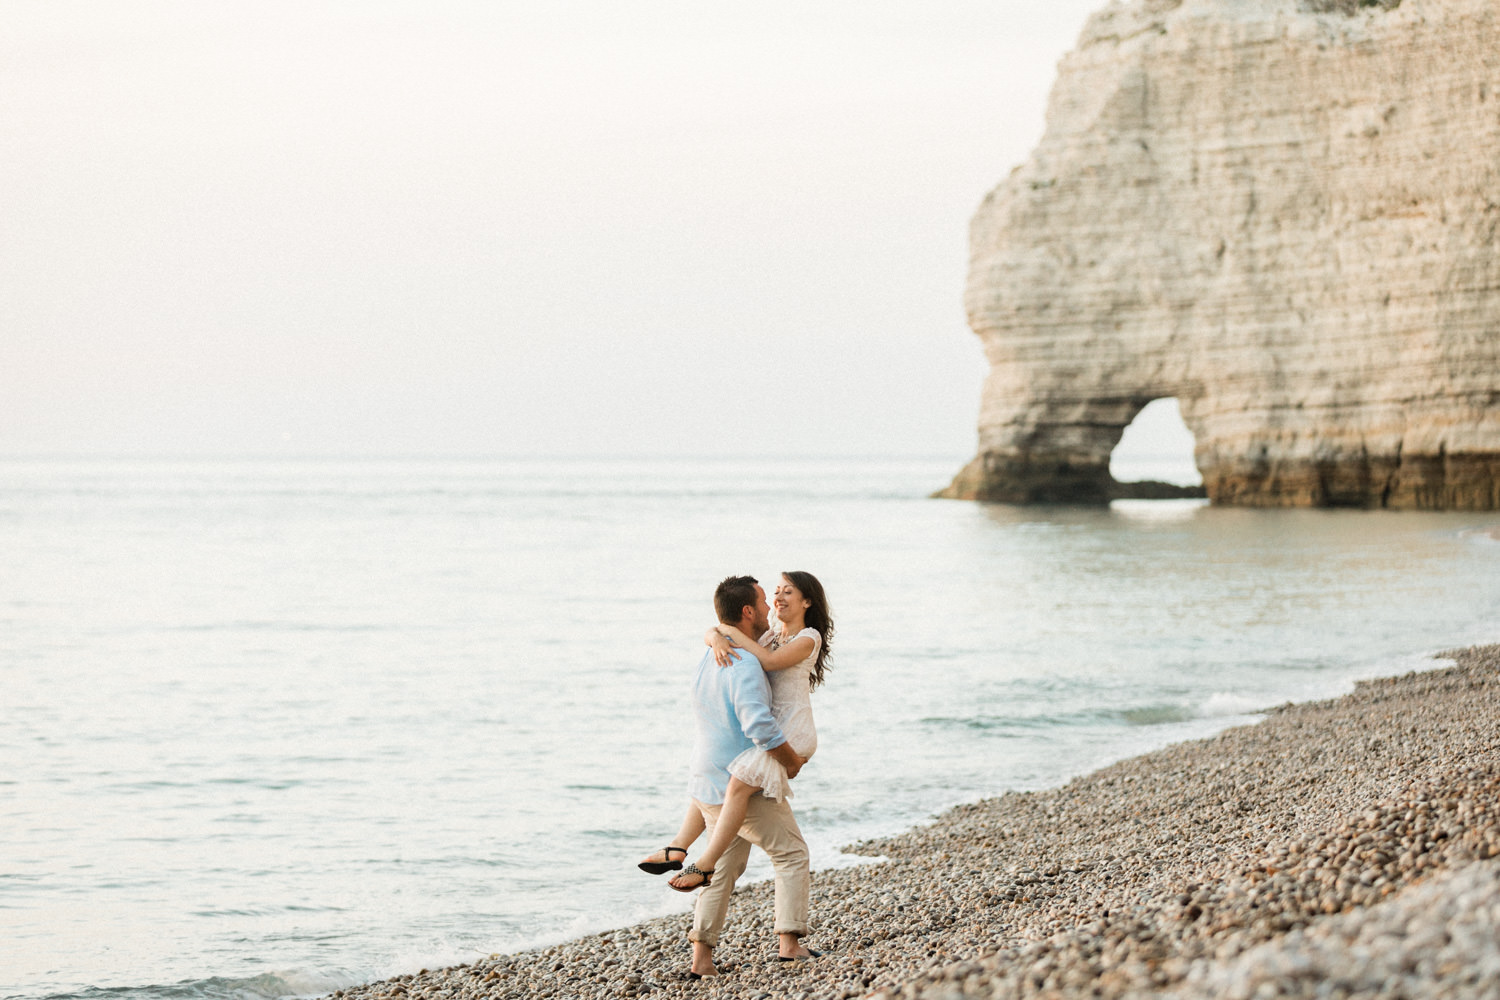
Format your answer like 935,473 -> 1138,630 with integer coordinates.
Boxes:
685,574 -> 818,978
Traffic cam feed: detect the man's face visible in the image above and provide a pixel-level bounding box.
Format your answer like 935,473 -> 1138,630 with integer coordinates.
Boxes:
749,584 -> 770,636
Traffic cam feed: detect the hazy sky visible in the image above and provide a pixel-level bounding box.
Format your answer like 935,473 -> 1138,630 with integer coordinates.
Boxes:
2,1 -> 1159,460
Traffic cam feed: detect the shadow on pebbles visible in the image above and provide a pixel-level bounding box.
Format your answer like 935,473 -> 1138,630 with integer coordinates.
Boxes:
331,644 -> 1500,1000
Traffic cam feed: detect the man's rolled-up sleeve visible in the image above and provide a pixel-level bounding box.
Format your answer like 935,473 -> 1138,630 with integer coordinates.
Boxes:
728,657 -> 785,751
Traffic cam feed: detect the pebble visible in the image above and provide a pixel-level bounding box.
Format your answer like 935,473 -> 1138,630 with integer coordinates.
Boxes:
330,644 -> 1500,1000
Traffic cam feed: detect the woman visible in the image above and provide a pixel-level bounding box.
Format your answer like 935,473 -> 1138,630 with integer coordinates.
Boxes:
637,570 -> 834,892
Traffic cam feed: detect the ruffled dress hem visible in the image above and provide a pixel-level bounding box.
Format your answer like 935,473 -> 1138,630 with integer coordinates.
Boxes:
726,745 -> 812,801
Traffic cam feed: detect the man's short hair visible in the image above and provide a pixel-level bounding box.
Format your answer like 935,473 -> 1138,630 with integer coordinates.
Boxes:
713,575 -> 759,625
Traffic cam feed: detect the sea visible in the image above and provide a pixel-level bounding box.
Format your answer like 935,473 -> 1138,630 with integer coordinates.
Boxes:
4,456 -> 1499,1000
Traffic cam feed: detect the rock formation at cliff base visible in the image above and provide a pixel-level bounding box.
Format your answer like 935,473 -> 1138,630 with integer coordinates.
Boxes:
941,0 -> 1500,509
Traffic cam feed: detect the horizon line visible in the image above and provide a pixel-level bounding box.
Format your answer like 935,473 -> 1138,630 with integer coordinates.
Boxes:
0,451 -> 983,463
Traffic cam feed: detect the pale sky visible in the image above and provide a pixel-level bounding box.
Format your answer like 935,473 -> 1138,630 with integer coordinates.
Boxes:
1,1 -> 1152,460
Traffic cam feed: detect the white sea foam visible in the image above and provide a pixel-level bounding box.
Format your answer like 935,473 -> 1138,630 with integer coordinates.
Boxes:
1460,525 -> 1500,546
1197,691 -> 1266,718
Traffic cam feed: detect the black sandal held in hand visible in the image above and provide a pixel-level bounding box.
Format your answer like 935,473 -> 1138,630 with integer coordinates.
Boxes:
638,846 -> 688,874
669,862 -> 714,892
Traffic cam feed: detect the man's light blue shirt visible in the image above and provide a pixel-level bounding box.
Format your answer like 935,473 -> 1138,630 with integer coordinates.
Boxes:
687,646 -> 786,805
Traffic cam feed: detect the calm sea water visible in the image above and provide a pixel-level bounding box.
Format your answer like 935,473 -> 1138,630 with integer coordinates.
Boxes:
4,457 -> 1499,1000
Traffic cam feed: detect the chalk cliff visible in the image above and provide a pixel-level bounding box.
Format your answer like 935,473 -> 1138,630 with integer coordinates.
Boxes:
942,0 -> 1500,508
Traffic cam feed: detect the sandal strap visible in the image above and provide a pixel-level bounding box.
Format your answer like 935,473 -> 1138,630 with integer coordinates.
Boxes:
664,846 -> 687,856
682,862 -> 714,876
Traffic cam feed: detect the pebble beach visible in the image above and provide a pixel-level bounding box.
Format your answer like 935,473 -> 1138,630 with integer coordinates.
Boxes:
330,643 -> 1500,1000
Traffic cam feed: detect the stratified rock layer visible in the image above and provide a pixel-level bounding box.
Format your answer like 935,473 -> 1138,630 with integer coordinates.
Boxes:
943,0 -> 1500,508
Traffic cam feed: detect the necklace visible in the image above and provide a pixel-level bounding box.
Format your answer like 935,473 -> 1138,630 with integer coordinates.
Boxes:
769,625 -> 803,650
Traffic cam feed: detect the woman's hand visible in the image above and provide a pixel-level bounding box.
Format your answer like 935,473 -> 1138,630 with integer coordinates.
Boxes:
711,630 -> 736,667
718,625 -> 751,648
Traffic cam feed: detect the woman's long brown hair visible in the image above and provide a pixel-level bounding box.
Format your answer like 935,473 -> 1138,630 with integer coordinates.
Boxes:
783,570 -> 833,689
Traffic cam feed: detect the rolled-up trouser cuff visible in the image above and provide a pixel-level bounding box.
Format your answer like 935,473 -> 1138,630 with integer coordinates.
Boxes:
688,794 -> 810,948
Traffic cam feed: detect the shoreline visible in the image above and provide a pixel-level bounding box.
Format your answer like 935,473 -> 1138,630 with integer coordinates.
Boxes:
332,644 -> 1500,1000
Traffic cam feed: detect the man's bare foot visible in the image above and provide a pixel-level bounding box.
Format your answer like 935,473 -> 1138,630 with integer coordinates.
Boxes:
689,943 -> 718,978
777,933 -> 819,961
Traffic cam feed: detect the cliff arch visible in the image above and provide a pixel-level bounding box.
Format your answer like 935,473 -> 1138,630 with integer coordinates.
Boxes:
939,0 -> 1500,510
1110,397 -> 1201,487
941,392 -> 1207,504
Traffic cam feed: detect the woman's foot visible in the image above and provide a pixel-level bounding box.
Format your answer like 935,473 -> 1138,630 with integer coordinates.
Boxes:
668,862 -> 714,892
638,846 -> 688,874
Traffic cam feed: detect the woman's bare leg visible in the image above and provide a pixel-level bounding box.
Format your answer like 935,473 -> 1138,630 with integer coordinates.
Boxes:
671,802 -> 706,853
670,778 -> 760,889
640,803 -> 704,869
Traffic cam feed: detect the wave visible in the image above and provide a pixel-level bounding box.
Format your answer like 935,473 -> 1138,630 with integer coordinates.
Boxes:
1459,526 -> 1500,546
920,696 -> 1262,735
27,970 -> 357,1000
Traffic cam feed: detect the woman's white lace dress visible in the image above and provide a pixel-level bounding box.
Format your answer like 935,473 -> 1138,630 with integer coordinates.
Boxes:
726,627 -> 820,800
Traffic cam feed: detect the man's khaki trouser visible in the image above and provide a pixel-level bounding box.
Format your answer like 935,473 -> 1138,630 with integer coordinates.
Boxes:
688,792 -> 810,947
